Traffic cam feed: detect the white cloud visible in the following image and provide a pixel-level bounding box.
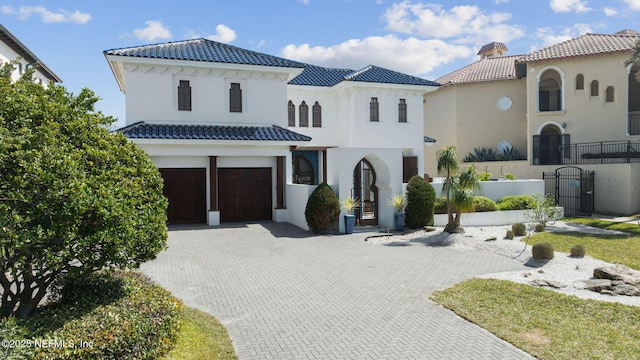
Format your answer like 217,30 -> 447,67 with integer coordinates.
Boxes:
383,2 -> 523,45
549,0 -> 591,13
1,5 -> 90,24
206,24 -> 237,43
603,7 -> 618,16
531,24 -> 592,51
280,34 -> 472,77
133,20 -> 172,41
622,0 -> 640,10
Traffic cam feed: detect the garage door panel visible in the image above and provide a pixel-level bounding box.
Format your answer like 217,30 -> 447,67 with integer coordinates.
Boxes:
159,168 -> 206,224
219,168 -> 272,222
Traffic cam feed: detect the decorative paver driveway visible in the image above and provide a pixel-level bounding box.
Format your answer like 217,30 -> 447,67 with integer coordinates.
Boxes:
141,222 -> 534,359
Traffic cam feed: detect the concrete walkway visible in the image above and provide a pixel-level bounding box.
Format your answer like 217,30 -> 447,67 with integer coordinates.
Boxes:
141,222 -> 534,359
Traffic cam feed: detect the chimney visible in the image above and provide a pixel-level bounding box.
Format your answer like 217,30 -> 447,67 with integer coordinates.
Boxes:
477,42 -> 508,59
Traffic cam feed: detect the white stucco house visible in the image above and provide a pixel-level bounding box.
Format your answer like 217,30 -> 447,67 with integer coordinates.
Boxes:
104,39 -> 439,231
0,24 -> 61,85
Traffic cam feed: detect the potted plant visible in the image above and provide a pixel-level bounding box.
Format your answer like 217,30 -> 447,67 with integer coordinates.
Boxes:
340,196 -> 360,234
389,194 -> 406,231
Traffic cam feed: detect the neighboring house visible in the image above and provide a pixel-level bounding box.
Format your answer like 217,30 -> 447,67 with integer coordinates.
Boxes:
425,31 -> 640,215
0,24 -> 62,85
104,39 -> 438,231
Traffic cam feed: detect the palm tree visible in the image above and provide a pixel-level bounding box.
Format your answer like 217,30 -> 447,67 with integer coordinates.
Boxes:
450,165 -> 480,230
436,146 -> 459,231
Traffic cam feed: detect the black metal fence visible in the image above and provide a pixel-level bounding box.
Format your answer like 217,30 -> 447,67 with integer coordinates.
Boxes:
534,140 -> 640,165
543,166 -> 595,216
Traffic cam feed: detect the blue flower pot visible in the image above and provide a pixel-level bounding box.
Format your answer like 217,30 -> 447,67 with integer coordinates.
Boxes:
344,214 -> 356,234
394,213 -> 405,231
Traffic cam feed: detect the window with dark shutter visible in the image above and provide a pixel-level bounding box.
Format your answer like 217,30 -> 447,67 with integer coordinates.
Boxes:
230,83 -> 242,112
590,80 -> 599,97
398,99 -> 407,123
370,97 -> 379,122
288,100 -> 295,127
576,74 -> 584,90
402,156 -> 418,182
299,101 -> 309,127
178,80 -> 192,111
312,101 -> 322,127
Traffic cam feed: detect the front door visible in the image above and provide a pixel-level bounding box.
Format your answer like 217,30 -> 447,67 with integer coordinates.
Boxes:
353,159 -> 378,226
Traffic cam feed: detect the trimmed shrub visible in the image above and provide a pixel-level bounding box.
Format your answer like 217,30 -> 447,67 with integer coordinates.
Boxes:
534,223 -> 545,233
305,183 -> 340,233
473,196 -> 498,212
434,197 -> 448,214
512,223 -> 526,236
532,242 -> 555,261
405,175 -> 436,228
505,230 -> 514,240
497,195 -> 537,211
571,244 -> 586,257
17,270 -> 182,359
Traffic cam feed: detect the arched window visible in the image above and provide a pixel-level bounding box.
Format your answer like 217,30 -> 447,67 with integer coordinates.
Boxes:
292,155 -> 314,184
606,86 -> 615,103
538,69 -> 562,111
576,74 -> 584,90
299,101 -> 308,127
590,80 -> 599,97
288,100 -> 295,127
312,101 -> 322,127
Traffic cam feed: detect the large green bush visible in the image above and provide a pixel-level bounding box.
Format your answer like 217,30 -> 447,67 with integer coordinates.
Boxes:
496,195 -> 537,210
473,196 -> 498,212
405,175 -> 436,228
2,271 -> 181,360
305,183 -> 340,233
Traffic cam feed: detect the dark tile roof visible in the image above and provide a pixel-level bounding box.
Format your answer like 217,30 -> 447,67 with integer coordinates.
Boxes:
436,55 -> 520,85
424,136 -> 437,143
104,38 -> 305,69
290,64 -> 440,87
117,122 -> 312,142
0,24 -> 62,82
477,42 -> 508,55
517,32 -> 640,63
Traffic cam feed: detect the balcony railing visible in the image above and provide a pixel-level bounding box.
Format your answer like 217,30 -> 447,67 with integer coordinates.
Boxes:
534,140 -> 640,165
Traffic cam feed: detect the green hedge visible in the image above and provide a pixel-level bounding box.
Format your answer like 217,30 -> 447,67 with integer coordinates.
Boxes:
434,197 -> 448,214
496,195 -> 536,210
473,196 -> 498,212
2,270 -> 182,360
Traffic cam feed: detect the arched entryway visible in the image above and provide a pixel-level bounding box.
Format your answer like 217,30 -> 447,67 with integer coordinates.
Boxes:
533,123 -> 569,165
353,158 -> 378,225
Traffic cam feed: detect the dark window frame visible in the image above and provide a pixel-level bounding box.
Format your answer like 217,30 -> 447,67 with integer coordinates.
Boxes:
606,86 -> 615,103
312,101 -> 322,127
229,82 -> 242,113
288,100 -> 296,127
576,74 -> 584,90
398,98 -> 407,123
178,80 -> 192,111
370,97 -> 379,122
590,80 -> 599,97
299,101 -> 309,127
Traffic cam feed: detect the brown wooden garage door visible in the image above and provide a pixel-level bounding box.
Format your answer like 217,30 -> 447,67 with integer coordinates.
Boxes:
218,168 -> 272,222
159,168 -> 207,224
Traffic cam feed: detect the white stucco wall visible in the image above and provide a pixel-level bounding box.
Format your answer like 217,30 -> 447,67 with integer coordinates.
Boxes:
0,41 -> 54,85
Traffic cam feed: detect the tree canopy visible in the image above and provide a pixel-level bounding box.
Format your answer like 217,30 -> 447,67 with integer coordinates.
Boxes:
0,63 -> 168,317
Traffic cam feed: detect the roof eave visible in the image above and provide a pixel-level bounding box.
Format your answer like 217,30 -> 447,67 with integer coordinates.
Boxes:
0,24 -> 62,82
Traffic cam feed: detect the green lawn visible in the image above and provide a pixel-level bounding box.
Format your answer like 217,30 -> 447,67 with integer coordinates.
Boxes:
164,306 -> 237,360
430,218 -> 640,359
431,279 -> 640,360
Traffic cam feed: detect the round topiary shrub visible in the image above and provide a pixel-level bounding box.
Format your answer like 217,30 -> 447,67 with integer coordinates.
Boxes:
496,195 -> 537,211
305,183 -> 340,233
534,223 -> 545,233
570,244 -> 586,257
473,196 -> 498,212
434,197 -> 448,214
405,175 -> 436,229
512,223 -> 526,236
532,242 -> 555,261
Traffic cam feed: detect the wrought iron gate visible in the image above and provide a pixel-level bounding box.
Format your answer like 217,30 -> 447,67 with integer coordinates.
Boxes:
543,166 -> 595,216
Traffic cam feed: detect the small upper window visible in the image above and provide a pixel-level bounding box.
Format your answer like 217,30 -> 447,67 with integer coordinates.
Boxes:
299,101 -> 309,127
178,80 -> 192,111
398,99 -> 407,123
576,74 -> 584,90
606,86 -> 615,103
312,101 -> 322,127
288,100 -> 295,127
590,80 -> 599,97
229,83 -> 242,112
370,97 -> 379,122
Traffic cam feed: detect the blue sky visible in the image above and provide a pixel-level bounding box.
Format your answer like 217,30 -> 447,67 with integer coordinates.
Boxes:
2,0 -> 640,124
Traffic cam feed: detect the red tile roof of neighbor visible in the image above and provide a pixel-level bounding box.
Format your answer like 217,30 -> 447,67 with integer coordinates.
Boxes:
518,32 -> 640,62
436,55 -> 520,85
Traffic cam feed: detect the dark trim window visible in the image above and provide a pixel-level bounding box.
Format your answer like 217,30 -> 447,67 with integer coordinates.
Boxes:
299,101 -> 309,127
606,86 -> 615,103
590,80 -> 599,97
312,101 -> 322,127
288,100 -> 295,127
370,97 -> 379,122
292,155 -> 314,184
178,80 -> 192,111
576,74 -> 584,90
398,98 -> 407,123
229,82 -> 242,112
